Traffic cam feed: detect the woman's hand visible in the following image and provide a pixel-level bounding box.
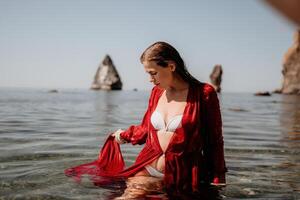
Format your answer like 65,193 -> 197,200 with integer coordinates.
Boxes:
112,129 -> 126,144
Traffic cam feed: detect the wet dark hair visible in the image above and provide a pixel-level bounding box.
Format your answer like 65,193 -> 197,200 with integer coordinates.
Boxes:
140,41 -> 201,85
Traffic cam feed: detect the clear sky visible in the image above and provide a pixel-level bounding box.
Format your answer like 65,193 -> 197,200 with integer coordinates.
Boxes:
0,0 -> 297,92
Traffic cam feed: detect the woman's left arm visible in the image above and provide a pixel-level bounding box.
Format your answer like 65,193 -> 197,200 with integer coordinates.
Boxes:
205,86 -> 227,185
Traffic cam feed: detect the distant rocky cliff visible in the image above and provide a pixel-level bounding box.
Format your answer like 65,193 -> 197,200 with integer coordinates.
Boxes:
91,55 -> 122,90
280,30 -> 300,95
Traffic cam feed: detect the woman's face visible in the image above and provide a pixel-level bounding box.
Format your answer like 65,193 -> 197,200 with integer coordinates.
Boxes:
143,60 -> 175,89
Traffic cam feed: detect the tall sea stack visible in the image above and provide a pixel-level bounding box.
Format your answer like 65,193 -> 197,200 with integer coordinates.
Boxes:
209,64 -> 223,93
281,30 -> 300,95
91,55 -> 123,90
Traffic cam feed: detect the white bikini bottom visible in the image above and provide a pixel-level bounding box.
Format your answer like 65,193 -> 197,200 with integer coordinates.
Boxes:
145,165 -> 164,178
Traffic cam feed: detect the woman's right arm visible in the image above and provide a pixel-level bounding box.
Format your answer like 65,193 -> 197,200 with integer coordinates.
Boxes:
113,86 -> 158,145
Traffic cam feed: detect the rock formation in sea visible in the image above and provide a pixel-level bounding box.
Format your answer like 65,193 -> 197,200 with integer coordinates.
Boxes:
91,55 -> 123,90
254,91 -> 271,96
48,89 -> 58,93
280,30 -> 300,95
209,64 -> 223,93
272,88 -> 282,94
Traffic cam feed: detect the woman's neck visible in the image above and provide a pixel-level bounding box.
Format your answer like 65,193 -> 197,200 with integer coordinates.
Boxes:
166,76 -> 189,93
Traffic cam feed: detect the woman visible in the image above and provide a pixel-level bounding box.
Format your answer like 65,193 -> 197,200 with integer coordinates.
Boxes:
65,41 -> 227,197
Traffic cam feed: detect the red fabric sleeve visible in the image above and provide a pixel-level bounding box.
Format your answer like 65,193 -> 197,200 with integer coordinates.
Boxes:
120,86 -> 157,145
204,84 -> 227,183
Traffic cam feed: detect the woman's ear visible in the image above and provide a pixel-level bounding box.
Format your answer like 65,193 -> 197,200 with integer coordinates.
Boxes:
168,61 -> 176,72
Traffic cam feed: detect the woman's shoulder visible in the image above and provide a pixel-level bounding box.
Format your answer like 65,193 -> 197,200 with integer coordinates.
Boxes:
193,81 -> 216,93
203,82 -> 216,94
149,85 -> 162,95
147,85 -> 163,105
193,82 -> 217,101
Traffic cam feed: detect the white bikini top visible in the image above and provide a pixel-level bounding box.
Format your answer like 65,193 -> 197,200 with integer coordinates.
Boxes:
150,110 -> 183,132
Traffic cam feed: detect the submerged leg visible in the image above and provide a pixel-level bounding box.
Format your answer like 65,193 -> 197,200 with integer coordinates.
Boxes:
114,171 -> 164,199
